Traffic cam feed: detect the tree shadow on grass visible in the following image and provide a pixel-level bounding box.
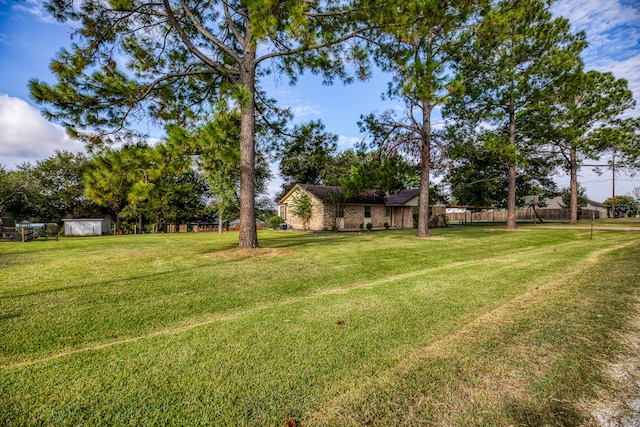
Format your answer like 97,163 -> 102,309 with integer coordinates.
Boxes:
503,395 -> 586,427
0,268 -> 192,300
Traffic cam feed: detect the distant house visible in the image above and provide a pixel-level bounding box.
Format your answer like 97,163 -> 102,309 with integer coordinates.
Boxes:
586,200 -> 608,217
543,196 -> 607,219
227,217 -> 264,231
278,184 -> 445,231
62,216 -> 112,236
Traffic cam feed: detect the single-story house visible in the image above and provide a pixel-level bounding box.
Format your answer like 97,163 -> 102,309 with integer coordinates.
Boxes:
278,184 -> 445,231
543,196 -> 607,219
227,217 -> 264,231
62,216 -> 112,236
544,196 -> 607,215
586,200 -> 608,217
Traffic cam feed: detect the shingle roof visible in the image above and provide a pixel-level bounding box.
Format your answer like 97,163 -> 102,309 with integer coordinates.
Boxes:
303,184 -> 386,204
385,188 -> 421,205
302,184 -> 343,200
286,184 -> 419,206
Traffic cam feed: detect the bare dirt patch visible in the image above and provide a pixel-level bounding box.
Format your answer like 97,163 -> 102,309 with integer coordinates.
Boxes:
206,247 -> 295,261
588,305 -> 640,427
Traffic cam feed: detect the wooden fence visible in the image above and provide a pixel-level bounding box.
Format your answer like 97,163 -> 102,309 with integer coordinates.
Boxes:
0,228 -> 19,242
21,227 -> 36,242
447,208 -> 600,223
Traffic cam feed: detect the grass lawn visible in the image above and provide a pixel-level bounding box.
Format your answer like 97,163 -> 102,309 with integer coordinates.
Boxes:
1,227 -> 639,426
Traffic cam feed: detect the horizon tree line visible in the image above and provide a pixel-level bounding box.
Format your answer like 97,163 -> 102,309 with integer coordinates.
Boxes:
13,0 -> 639,243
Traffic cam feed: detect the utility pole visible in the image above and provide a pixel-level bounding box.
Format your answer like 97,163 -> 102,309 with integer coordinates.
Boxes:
583,153 -> 617,219
611,152 -> 616,218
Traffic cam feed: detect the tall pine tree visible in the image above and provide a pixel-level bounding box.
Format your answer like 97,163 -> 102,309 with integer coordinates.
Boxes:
446,0 -> 585,228
30,0 -> 370,248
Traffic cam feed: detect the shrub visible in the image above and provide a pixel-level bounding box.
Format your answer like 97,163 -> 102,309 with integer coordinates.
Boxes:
366,222 -> 373,231
267,216 -> 285,229
383,222 -> 390,230
428,214 -> 449,228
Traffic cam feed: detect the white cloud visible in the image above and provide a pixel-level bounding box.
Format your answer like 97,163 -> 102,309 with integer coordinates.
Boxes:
290,104 -> 322,118
0,94 -> 85,168
554,0 -> 640,114
12,0 -> 60,25
337,135 -> 362,151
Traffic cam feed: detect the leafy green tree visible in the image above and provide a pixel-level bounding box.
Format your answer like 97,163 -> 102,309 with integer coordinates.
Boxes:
30,0 -> 370,248
559,186 -> 588,210
322,149 -> 362,187
526,70 -> 637,223
603,195 -> 639,218
446,129 -> 558,208
359,0 -> 487,237
86,142 -> 210,232
446,0 -> 585,229
276,120 -> 338,199
290,187 -> 313,230
343,152 -> 419,197
0,165 -> 39,222
30,151 -> 102,222
169,110 -> 272,232
84,145 -> 155,230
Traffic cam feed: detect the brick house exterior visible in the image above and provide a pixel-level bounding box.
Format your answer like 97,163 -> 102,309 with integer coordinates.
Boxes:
278,184 -> 445,231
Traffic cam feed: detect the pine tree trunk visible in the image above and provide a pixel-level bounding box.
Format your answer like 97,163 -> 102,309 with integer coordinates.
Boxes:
506,97 -> 517,230
238,54 -> 258,249
417,103 -> 431,238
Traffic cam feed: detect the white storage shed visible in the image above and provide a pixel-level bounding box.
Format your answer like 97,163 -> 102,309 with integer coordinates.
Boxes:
62,217 -> 111,236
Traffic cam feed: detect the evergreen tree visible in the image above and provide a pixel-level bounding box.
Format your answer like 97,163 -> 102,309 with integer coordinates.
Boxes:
359,0 -> 487,237
446,0 -> 585,228
525,70 -> 637,223
30,0 -> 370,248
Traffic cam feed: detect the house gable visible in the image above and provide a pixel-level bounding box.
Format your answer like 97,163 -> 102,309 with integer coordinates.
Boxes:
278,184 -> 329,230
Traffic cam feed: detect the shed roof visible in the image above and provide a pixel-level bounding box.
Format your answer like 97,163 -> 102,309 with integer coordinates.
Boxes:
62,215 -> 111,222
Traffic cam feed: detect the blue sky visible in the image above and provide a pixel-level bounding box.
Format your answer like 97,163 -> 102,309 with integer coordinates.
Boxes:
0,0 -> 639,202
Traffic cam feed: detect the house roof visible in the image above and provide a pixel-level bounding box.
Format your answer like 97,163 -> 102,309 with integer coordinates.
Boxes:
280,184 -> 427,206
385,188 -> 421,206
228,217 -> 265,225
303,184 -> 343,200
588,199 -> 608,208
281,184 -> 387,205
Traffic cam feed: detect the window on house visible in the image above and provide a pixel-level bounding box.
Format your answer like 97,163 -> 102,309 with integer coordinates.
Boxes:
337,205 -> 344,218
279,205 -> 287,219
364,206 -> 371,218
385,207 -> 391,217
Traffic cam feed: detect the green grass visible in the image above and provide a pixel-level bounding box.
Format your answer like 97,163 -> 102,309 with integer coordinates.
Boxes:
1,227 -> 639,426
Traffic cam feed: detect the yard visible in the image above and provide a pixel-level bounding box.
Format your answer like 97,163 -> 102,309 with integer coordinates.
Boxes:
1,227 -> 639,426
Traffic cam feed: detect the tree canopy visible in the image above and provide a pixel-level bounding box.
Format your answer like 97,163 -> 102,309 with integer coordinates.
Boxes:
446,0 -> 585,228
525,70 -> 637,223
31,0 -> 370,247
359,0 -> 487,237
